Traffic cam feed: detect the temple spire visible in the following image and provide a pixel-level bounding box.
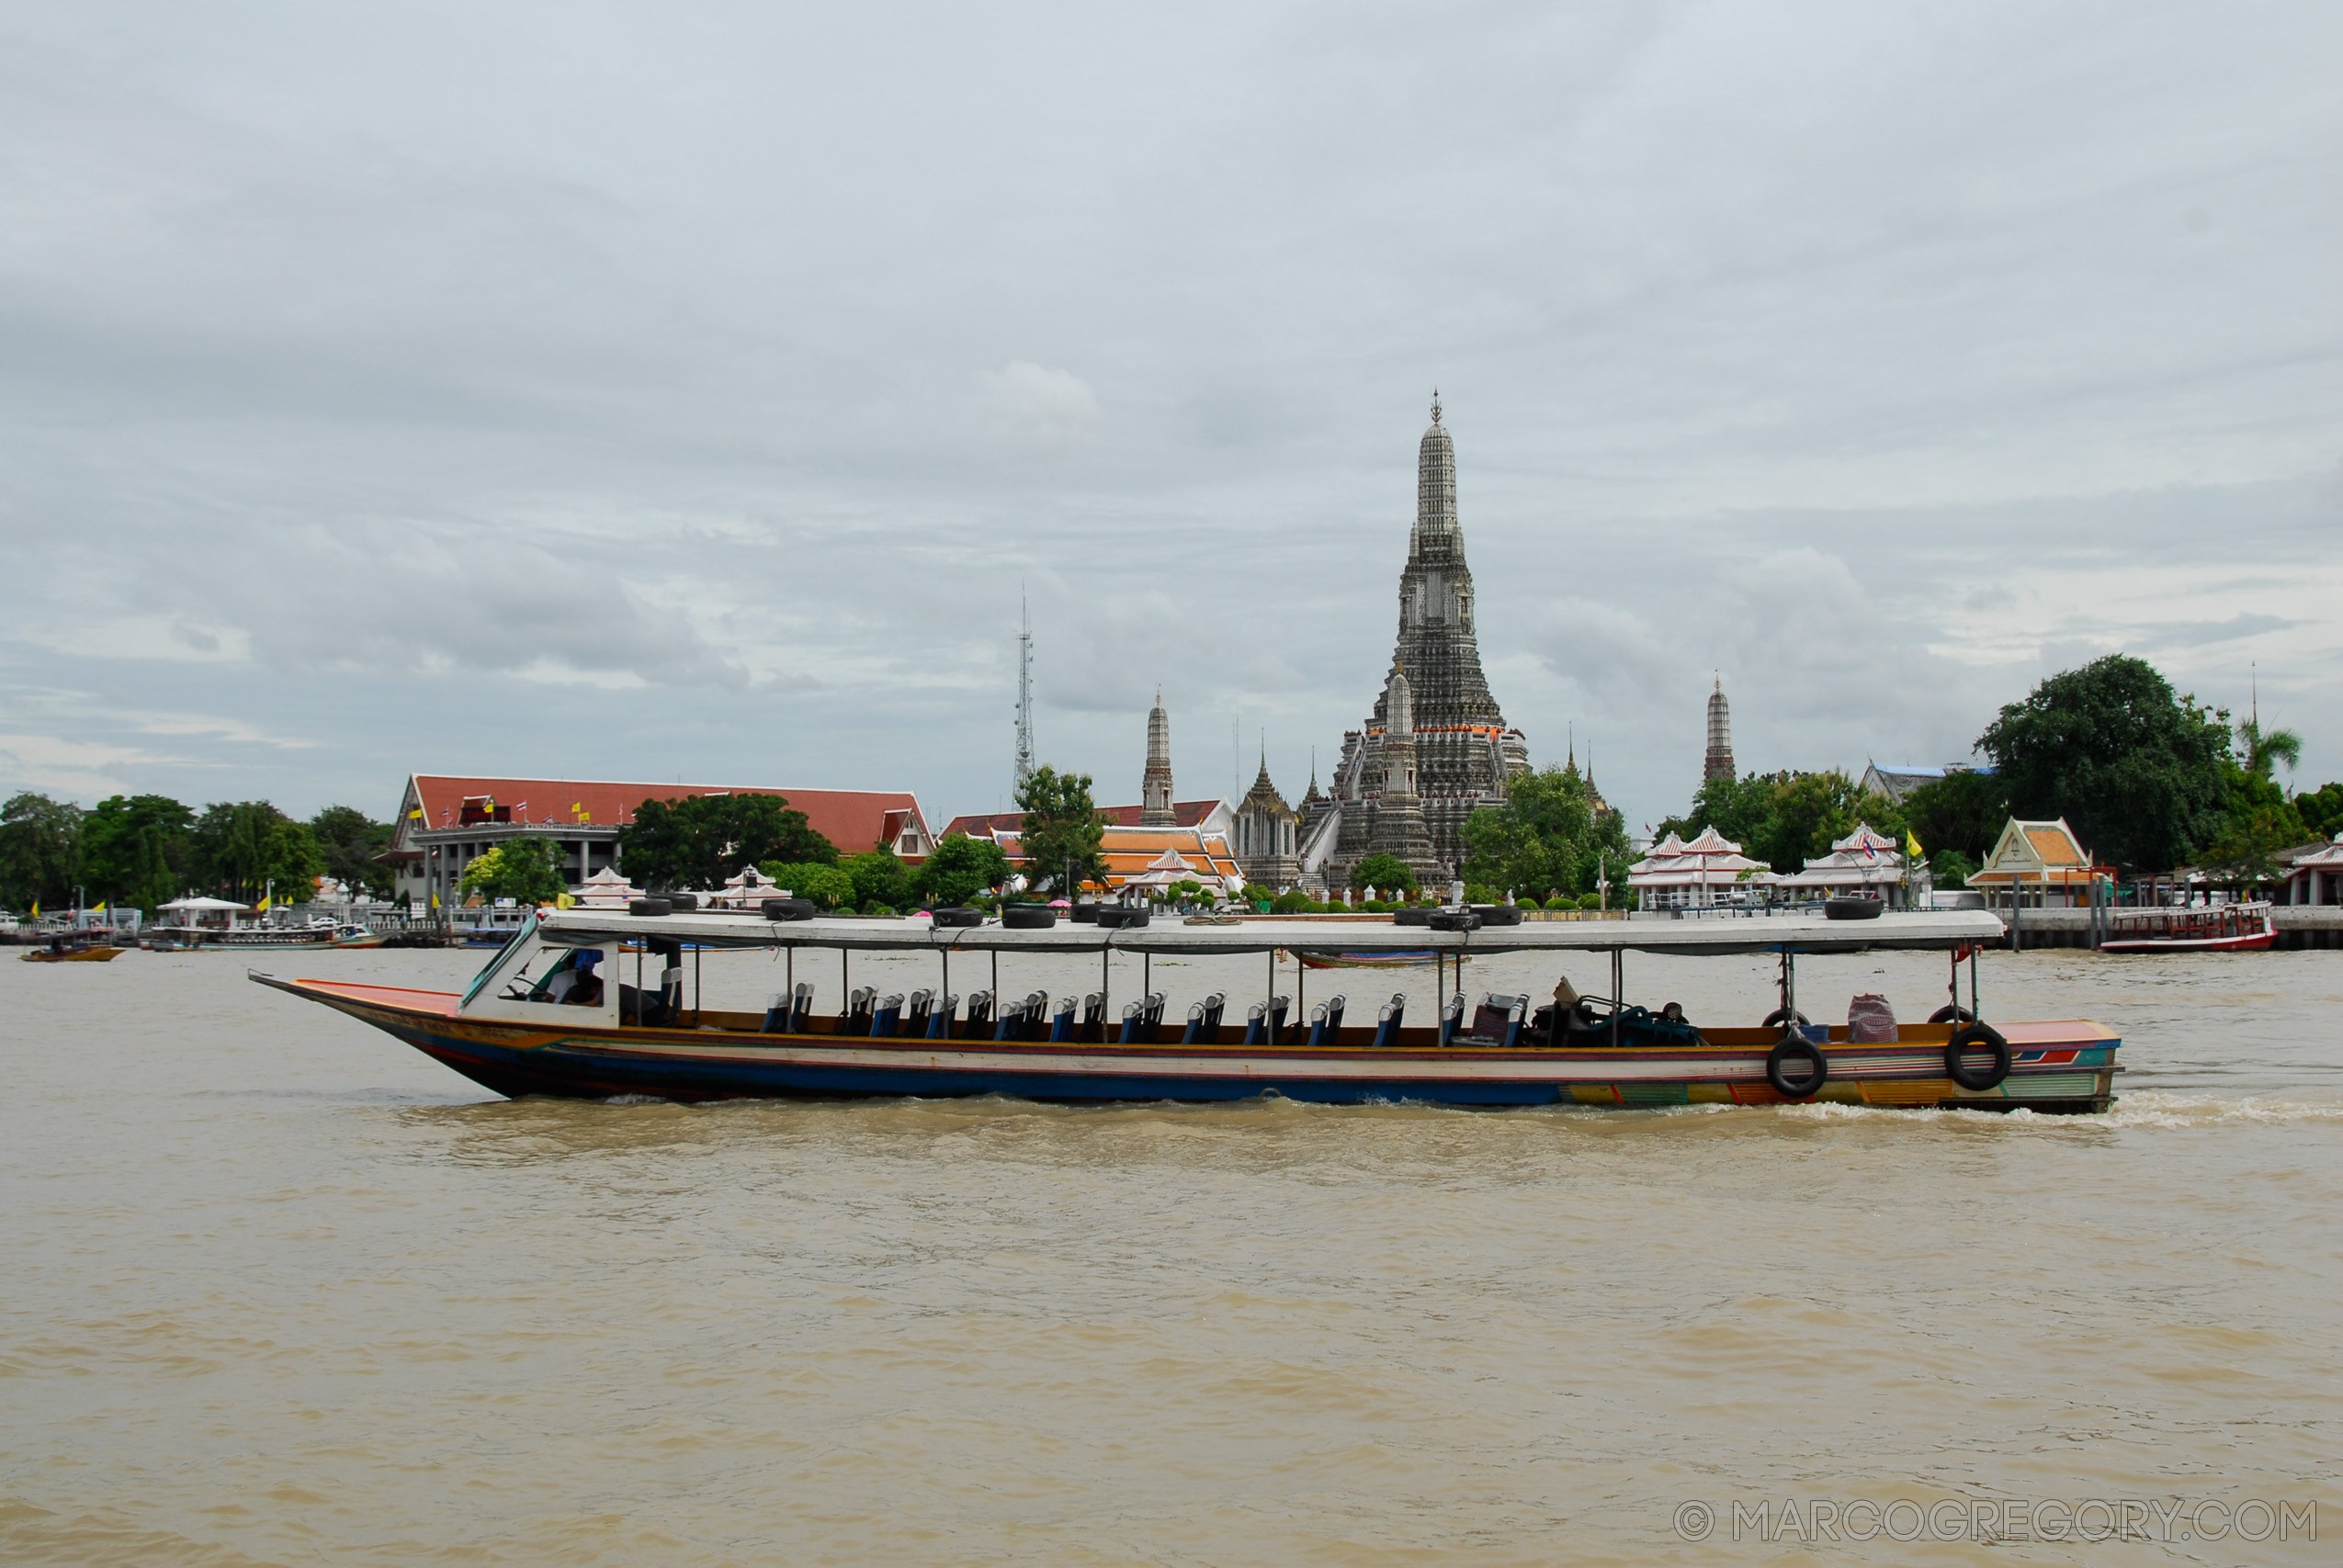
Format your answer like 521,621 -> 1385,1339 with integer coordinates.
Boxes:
1704,676 -> 1736,783
1141,690 -> 1175,826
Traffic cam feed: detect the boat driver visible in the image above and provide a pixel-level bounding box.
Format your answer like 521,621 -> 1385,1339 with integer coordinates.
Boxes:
1524,974 -> 1580,1047
543,949 -> 605,1007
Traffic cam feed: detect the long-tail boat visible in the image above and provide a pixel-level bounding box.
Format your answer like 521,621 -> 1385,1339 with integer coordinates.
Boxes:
250,904 -> 2119,1112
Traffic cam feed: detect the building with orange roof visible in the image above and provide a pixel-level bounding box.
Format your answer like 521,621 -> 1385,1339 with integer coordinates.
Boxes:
386,774 -> 933,908
946,818 -> 1246,897
1966,818 -> 2112,908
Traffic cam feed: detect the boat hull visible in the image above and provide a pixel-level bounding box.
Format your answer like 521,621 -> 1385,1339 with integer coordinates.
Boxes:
255,976 -> 2121,1114
2100,931 -> 2275,953
21,944 -> 124,963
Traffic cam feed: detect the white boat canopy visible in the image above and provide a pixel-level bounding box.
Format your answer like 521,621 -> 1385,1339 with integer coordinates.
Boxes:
528,907 -> 2004,958
159,896 -> 250,912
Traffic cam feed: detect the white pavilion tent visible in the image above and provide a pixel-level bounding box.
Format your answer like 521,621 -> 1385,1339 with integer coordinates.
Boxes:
1775,823 -> 1908,899
1626,828 -> 1767,910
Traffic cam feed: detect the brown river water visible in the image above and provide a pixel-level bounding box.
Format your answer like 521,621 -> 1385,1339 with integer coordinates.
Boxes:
4,942 -> 2338,1565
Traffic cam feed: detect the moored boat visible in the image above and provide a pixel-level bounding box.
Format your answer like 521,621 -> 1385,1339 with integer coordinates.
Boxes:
2100,899 -> 2274,953
253,904 -> 2119,1113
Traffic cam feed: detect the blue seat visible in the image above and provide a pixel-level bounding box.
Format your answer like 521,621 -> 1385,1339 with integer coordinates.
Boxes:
1305,993 -> 1349,1048
1048,995 -> 1080,1043
1242,999 -> 1271,1045
762,990 -> 789,1033
1368,993 -> 1407,1049
903,988 -> 934,1036
870,993 -> 904,1037
1180,991 -> 1228,1045
998,990 -> 1047,1042
926,992 -> 958,1039
1438,991 -> 1466,1046
788,982 -> 815,1033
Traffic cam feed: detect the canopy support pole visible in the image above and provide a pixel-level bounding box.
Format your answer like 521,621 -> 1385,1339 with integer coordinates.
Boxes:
1611,948 -> 1622,1048
1295,952 -> 1304,1046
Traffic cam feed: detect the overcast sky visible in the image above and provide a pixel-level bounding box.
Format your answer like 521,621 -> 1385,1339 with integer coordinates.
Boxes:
3,1 -> 2337,840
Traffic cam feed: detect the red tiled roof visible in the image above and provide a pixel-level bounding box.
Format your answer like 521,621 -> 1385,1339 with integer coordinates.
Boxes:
398,775 -> 928,857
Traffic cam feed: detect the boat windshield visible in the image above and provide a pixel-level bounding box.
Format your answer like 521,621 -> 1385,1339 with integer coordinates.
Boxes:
460,911 -> 539,1006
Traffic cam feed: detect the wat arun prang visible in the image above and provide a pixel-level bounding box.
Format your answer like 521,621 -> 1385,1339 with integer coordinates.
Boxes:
1312,395 -> 1530,891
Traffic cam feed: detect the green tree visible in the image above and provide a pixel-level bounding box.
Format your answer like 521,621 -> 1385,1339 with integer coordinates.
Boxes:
2296,782 -> 2343,840
191,801 -> 325,905
760,861 -> 856,908
1655,772 -> 1776,853
908,833 -> 1012,907
1350,852 -> 1420,895
842,849 -> 910,912
2201,754 -> 2310,884
619,793 -> 835,890
1462,761 -> 1631,897
309,805 -> 395,899
0,793 -> 84,910
1900,770 -> 2009,867
1014,765 -> 1106,896
1929,849 -> 1980,889
1977,655 -> 2229,873
82,794 -> 195,912
1749,772 -> 1907,873
458,839 -> 567,904
1656,770 -> 1906,874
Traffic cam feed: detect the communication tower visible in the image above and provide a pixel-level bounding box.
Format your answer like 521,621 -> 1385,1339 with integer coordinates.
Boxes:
1014,593 -> 1036,790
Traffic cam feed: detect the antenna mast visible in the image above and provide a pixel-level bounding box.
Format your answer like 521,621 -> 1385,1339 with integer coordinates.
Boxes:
1014,592 -> 1036,790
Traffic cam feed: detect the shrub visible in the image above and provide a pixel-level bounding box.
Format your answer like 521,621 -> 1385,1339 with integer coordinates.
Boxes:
1544,896 -> 1573,910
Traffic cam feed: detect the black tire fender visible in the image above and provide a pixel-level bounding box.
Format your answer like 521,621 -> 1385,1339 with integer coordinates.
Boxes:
1761,1007 -> 1810,1028
1766,1036 -> 1828,1099
1929,1005 -> 1976,1025
1944,1022 -> 2011,1091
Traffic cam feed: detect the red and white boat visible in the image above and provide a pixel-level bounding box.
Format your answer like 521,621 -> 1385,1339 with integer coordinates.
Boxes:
2100,899 -> 2275,953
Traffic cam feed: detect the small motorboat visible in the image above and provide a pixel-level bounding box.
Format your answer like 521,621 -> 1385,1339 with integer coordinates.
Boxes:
22,934 -> 125,963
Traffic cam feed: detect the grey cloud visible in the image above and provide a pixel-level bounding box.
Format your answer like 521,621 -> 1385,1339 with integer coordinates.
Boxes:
1,2 -> 2337,827
2140,614 -> 2308,649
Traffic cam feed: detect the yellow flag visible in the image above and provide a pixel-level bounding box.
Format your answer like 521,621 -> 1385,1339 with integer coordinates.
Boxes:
409,808 -> 423,820
256,893 -> 271,911
29,900 -> 38,918
94,901 -> 107,912
1906,830 -> 1923,858
556,891 -> 576,909
430,892 -> 440,910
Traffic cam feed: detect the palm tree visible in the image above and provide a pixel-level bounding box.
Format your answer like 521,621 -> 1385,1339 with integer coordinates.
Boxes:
2236,718 -> 2303,785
